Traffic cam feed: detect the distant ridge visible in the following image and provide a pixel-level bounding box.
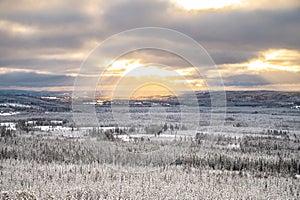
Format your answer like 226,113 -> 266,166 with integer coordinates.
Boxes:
0,90 -> 299,108
0,90 -> 71,96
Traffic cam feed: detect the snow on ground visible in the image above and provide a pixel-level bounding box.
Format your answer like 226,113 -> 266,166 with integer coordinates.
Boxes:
291,105 -> 300,110
34,130 -> 85,138
0,103 -> 31,108
115,134 -> 134,142
50,120 -> 63,124
41,96 -> 58,100
35,126 -> 72,132
115,133 -> 193,142
0,122 -> 16,130
0,112 -> 20,116
227,143 -> 240,149
26,120 -> 37,125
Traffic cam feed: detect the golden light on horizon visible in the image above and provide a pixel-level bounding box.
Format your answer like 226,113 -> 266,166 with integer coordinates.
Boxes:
130,83 -> 175,100
247,49 -> 300,72
104,59 -> 199,79
98,59 -> 206,99
173,0 -> 242,10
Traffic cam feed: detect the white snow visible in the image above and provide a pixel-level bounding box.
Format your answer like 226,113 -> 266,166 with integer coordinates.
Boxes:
41,96 -> 58,100
50,120 -> 63,124
291,105 -> 300,110
0,111 -> 20,116
115,134 -> 134,142
227,143 -> 241,149
26,120 -> 37,125
35,126 -> 72,131
0,103 -> 31,108
0,122 -> 16,130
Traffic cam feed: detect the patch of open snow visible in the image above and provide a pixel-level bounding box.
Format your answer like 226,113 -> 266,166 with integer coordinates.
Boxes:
115,134 -> 133,142
227,143 -> 241,149
26,120 -> 37,125
0,103 -> 31,108
35,126 -> 72,132
41,96 -> 58,100
0,122 -> 16,130
291,105 -> 300,110
0,111 -> 20,116
50,120 -> 63,124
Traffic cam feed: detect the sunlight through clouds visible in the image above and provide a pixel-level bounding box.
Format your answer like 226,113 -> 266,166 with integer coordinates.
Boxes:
103,59 -> 142,76
0,0 -> 299,91
0,20 -> 38,35
173,0 -> 242,10
248,49 -> 300,72
172,0 -> 299,11
96,58 -> 207,98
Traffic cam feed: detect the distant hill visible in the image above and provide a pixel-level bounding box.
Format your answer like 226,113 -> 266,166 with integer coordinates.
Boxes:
0,90 -> 299,109
0,90 -> 71,112
0,90 -> 71,96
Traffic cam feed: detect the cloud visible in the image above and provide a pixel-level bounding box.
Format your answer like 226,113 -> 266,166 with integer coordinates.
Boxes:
0,0 -> 299,90
0,72 -> 74,88
223,71 -> 300,90
259,71 -> 300,84
172,0 -> 300,11
224,74 -> 269,87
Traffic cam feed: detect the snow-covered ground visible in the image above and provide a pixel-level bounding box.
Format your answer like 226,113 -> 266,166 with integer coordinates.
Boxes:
41,96 -> 58,100
291,105 -> 300,110
227,143 -> 240,149
0,103 -> 31,108
50,120 -> 63,124
0,111 -> 20,116
34,126 -> 72,132
115,132 -> 193,142
0,122 -> 16,130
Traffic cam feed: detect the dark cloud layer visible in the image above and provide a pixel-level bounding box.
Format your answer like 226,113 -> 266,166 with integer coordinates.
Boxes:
0,72 -> 74,87
224,74 -> 269,86
224,71 -> 300,87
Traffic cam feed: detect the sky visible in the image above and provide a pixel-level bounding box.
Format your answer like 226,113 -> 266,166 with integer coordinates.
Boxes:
0,0 -> 300,96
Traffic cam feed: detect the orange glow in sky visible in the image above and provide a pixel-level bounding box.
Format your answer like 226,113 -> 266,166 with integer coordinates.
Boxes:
173,0 -> 242,10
